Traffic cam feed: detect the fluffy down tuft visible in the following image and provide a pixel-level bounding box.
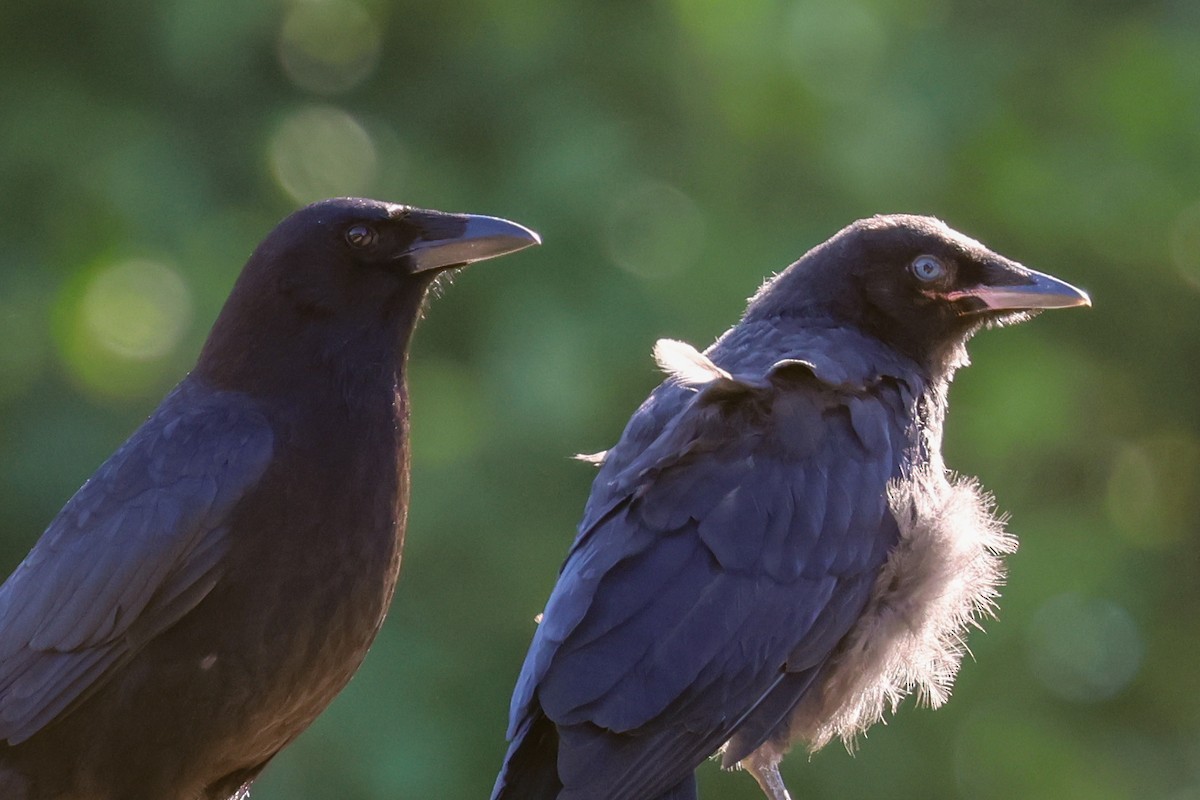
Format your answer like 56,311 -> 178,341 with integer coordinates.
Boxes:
753,466 -> 1016,762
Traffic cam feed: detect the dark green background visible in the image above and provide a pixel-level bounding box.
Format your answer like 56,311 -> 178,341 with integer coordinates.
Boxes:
1,1 -> 1197,798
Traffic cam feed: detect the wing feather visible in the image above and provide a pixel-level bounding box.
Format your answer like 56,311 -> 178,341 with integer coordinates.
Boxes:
0,379 -> 273,744
503,342 -> 918,797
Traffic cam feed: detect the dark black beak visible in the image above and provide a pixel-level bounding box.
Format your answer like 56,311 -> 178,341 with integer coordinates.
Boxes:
402,210 -> 540,274
946,260 -> 1091,312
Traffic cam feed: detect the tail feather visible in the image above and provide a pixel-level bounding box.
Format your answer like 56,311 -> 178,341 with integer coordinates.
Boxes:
652,773 -> 698,800
722,668 -> 822,767
492,710 -> 563,800
493,709 -> 701,800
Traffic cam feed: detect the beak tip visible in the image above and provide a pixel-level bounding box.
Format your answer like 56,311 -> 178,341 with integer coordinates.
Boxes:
469,215 -> 541,255
503,227 -> 541,255
510,223 -> 542,249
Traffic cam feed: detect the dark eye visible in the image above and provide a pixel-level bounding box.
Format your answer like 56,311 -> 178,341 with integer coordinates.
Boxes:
345,224 -> 378,249
911,255 -> 946,282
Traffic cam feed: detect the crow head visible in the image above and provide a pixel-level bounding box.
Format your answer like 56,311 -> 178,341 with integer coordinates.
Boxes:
242,197 -> 540,319
745,214 -> 1090,374
197,197 -> 539,394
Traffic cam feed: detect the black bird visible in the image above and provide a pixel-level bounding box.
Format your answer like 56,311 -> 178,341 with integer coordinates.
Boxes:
492,215 -> 1088,800
0,197 -> 539,800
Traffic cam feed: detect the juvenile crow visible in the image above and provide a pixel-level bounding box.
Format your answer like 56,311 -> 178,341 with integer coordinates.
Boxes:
0,197 -> 539,800
493,215 -> 1088,800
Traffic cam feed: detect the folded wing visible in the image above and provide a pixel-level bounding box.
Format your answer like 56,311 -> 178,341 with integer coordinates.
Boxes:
0,381 -> 273,744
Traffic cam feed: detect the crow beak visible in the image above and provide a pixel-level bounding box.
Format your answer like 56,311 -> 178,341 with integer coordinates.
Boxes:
402,210 -> 541,274
945,261 -> 1091,312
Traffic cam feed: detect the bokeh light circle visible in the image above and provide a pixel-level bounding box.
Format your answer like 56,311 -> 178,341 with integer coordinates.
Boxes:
1107,435 -> 1200,548
278,0 -> 381,95
269,105 -> 377,204
1027,593 -> 1143,703
55,258 -> 195,400
81,259 -> 192,361
604,181 -> 705,280
1168,201 -> 1200,291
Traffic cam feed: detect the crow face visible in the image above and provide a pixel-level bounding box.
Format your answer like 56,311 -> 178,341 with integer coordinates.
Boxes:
747,215 -> 1089,371
193,198 -> 538,394
244,198 -> 539,320
850,215 -> 1089,365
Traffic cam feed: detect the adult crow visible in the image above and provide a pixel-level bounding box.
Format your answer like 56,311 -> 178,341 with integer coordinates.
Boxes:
493,215 -> 1088,800
0,197 -> 539,800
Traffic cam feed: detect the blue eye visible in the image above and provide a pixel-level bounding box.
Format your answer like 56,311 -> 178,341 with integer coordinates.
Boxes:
911,255 -> 945,282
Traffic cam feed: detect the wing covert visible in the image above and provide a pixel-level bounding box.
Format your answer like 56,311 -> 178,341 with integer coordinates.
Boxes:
507,344 -> 917,796
0,379 -> 273,743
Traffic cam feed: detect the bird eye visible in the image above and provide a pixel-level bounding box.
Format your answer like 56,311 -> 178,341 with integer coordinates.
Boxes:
911,255 -> 946,282
345,224 -> 378,249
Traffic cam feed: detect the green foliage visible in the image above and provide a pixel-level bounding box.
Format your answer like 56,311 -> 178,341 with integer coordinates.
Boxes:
0,1 -> 1196,797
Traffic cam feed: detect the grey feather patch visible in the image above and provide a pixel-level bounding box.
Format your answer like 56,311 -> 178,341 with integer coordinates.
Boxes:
755,466 -> 1015,758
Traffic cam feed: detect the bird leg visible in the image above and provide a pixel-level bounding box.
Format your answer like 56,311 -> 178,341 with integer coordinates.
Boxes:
750,764 -> 793,800
742,751 -> 794,800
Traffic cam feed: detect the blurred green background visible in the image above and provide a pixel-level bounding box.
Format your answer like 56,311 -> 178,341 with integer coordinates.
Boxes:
1,0 -> 1197,798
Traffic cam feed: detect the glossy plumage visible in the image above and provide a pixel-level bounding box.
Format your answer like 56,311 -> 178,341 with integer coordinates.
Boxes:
0,197 -> 538,799
494,214 -> 1088,800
